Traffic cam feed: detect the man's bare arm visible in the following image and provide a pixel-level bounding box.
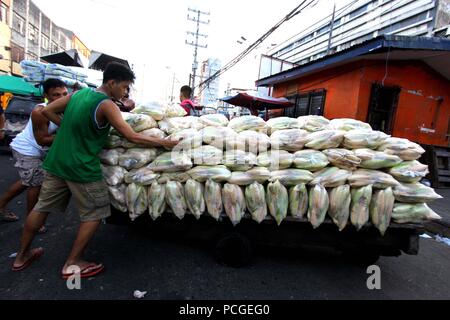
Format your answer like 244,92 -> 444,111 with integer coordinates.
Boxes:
98,100 -> 179,149
32,107 -> 55,147
41,95 -> 71,126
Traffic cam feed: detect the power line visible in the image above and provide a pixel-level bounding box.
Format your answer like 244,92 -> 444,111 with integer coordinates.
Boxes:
196,0 -> 317,96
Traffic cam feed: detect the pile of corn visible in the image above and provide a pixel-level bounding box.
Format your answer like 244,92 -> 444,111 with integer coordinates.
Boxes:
101,106 -> 442,236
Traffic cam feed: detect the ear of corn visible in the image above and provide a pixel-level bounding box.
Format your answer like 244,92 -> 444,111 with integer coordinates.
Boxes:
222,184 -> 247,226
393,203 -> 442,224
393,183 -> 443,203
185,179 -> 206,220
389,161 -> 429,183
307,184 -> 330,229
204,180 -> 223,221
310,167 -> 352,188
289,184 -> 309,219
351,185 -> 373,231
323,149 -> 361,171
293,150 -> 329,171
148,182 -> 166,221
246,182 -> 268,224
267,181 -> 289,226
328,185 -> 351,231
270,169 -> 314,186
370,188 -> 395,236
126,183 -> 148,222
165,181 -> 187,220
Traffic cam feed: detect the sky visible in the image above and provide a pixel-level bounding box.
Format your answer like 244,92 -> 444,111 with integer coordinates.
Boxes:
32,0 -> 355,103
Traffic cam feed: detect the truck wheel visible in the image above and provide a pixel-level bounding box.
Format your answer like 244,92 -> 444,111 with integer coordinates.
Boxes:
215,233 -> 253,268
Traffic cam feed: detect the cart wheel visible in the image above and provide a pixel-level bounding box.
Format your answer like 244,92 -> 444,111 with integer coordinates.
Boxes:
215,233 -> 253,268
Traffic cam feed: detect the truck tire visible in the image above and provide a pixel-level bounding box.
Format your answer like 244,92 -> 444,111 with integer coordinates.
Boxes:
214,232 -> 253,268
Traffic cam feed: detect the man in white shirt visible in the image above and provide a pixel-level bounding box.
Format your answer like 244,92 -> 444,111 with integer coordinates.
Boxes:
0,79 -> 68,229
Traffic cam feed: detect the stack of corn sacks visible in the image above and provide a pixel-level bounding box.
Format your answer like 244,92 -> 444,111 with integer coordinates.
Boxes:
101,110 -> 442,236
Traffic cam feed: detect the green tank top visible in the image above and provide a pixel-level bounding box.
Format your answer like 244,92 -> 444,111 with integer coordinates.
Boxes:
43,88 -> 111,183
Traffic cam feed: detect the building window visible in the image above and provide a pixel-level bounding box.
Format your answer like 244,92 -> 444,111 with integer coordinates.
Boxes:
42,35 -> 49,50
51,41 -> 58,53
14,14 -> 25,36
28,24 -> 39,44
349,3 -> 369,19
317,23 -> 331,36
11,43 -> 25,63
284,90 -> 327,118
0,3 -> 8,24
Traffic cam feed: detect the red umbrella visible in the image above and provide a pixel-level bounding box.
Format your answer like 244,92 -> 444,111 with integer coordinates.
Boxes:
220,91 -> 293,120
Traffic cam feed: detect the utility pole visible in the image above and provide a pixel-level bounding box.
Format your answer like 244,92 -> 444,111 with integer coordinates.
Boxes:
186,8 -> 210,99
326,2 -> 337,56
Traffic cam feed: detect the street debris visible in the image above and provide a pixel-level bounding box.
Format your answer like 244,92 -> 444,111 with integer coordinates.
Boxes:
133,290 -> 147,299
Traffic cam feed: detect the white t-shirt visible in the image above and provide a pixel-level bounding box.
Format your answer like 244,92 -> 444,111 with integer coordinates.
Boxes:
10,104 -> 59,158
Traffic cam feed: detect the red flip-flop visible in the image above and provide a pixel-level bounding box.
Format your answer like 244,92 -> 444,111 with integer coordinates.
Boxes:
62,264 -> 105,280
12,248 -> 44,272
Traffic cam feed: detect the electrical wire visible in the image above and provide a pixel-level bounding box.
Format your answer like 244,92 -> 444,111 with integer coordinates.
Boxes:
196,0 -> 317,95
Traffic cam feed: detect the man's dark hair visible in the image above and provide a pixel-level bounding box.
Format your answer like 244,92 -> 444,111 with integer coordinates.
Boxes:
42,79 -> 67,94
103,62 -> 136,84
180,85 -> 192,98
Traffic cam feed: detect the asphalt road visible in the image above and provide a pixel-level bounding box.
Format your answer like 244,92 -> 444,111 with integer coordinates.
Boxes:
0,152 -> 450,300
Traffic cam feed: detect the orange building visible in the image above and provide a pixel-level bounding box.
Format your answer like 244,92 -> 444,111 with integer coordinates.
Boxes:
256,35 -> 450,148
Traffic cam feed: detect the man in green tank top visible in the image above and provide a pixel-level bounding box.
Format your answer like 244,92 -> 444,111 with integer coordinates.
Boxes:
12,62 -> 179,278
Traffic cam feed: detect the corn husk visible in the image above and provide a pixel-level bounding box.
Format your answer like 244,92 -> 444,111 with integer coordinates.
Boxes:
133,102 -> 167,121
165,181 -> 187,219
99,148 -> 125,166
148,182 -> 166,220
228,172 -> 257,186
199,114 -> 229,127
105,135 -> 123,149
228,115 -> 268,133
393,183 -> 443,203
308,184 -> 330,229
140,128 -> 167,139
148,152 -> 193,173
310,167 -> 352,188
187,165 -> 232,183
305,130 -> 346,150
378,138 -> 425,161
168,128 -> 199,142
245,182 -> 268,224
298,116 -> 330,132
157,172 -> 191,184
108,184 -> 127,213
388,161 -> 429,183
231,131 -> 271,154
102,165 -> 128,186
267,117 -> 302,135
267,181 -> 289,226
223,150 -> 257,171
246,167 -> 271,184
351,185 -> 372,231
328,185 -> 351,231
124,167 -> 160,185
185,179 -> 206,219
354,149 -> 402,170
370,188 -> 395,236
270,169 -> 314,186
289,184 -> 308,219
343,130 -> 390,149
112,113 -> 157,135
159,117 -> 202,135
205,180 -> 223,221
329,118 -> 372,132
126,183 -> 148,221
189,146 -> 223,166
257,151 -> 294,170
292,150 -> 329,171
200,126 -> 237,150
348,169 -> 400,189
166,103 -> 189,118
392,203 -> 442,224
222,184 -> 246,226
270,129 -> 309,152
323,149 -> 361,171
118,148 -> 159,170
